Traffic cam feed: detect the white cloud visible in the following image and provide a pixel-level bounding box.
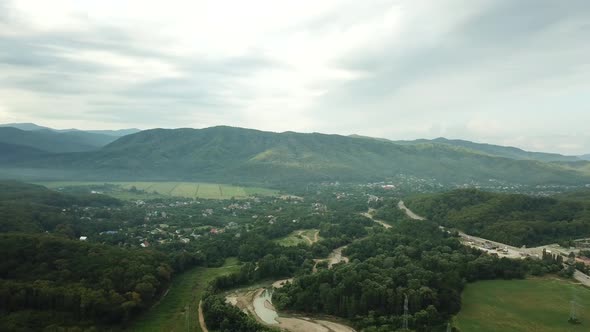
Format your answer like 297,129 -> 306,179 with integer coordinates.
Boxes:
0,0 -> 589,154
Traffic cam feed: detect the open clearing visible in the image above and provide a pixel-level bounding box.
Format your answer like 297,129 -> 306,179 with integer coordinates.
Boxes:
275,229 -> 321,247
454,278 -> 590,332
37,181 -> 278,200
128,258 -> 240,332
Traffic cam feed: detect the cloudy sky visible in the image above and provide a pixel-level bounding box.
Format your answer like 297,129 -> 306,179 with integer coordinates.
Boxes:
0,0 -> 589,154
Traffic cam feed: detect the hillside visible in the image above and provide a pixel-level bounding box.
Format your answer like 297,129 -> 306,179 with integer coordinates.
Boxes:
0,142 -> 47,162
0,181 -> 120,232
403,189 -> 590,246
2,126 -> 589,185
0,127 -> 115,153
394,137 -> 580,162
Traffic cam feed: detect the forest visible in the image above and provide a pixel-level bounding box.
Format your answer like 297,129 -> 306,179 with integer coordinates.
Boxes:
0,234 -> 172,330
402,189 -> 590,246
0,181 -> 584,331
272,221 -> 561,331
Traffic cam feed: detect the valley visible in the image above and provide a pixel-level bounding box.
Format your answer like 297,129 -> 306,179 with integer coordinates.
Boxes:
2,127 -> 590,332
38,181 -> 278,200
2,2 -> 589,330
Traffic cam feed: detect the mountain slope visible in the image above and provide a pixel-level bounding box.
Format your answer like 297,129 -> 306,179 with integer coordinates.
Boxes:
0,142 -> 48,162
0,122 -> 140,137
404,189 -> 590,246
392,137 -> 580,162
0,127 -> 116,152
3,126 -> 589,185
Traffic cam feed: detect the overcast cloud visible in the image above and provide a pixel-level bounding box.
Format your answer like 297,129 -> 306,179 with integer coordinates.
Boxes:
0,0 -> 589,154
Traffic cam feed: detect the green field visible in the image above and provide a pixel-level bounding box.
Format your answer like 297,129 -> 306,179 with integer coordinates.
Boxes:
129,258 -> 240,332
454,278 -> 590,332
275,229 -> 321,247
37,181 -> 278,200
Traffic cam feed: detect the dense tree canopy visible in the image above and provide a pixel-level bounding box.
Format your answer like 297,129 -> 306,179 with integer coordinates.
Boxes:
273,221 -> 560,331
404,189 -> 590,246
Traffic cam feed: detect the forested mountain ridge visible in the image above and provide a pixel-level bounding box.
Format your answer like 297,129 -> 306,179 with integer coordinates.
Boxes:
403,189 -> 590,246
2,126 -> 589,186
0,122 -> 140,137
0,127 -> 115,153
393,137 -> 581,162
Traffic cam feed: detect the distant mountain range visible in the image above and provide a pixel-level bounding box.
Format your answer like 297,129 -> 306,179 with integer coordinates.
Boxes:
0,123 -> 141,153
352,135 -> 584,162
1,125 -> 589,185
0,123 -> 140,137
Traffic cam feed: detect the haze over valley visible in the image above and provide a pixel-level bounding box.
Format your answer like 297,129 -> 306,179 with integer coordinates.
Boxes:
1,1 -> 590,331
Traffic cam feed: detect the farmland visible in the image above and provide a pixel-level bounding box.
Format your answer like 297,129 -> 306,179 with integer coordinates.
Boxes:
37,181 -> 278,200
454,278 -> 590,332
129,258 -> 240,332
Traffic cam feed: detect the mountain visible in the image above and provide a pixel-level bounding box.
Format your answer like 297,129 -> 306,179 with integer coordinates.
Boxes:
0,127 -> 112,153
0,123 -> 54,131
2,126 -> 589,185
0,122 -> 140,137
579,154 -> 590,161
84,128 -> 141,136
0,142 -> 48,162
392,137 -> 580,162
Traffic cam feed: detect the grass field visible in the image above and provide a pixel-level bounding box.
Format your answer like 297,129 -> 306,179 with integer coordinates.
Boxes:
129,258 -> 240,332
454,277 -> 590,332
37,181 -> 278,200
275,229 -> 321,247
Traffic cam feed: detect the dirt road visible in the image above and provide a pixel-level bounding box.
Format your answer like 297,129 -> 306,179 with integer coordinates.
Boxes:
398,200 -> 425,220
298,230 -> 320,245
361,208 -> 392,228
198,300 -> 208,332
313,245 -> 349,273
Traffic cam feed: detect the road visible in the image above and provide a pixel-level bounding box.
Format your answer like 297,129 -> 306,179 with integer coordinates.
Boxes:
398,201 -> 426,220
574,270 -> 590,287
313,244 -> 350,273
297,230 -> 320,245
361,208 -> 392,228
398,201 -> 590,287
198,300 -> 209,332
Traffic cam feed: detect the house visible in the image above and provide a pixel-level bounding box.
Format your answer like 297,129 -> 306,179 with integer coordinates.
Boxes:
79,236 -> 88,241
140,241 -> 150,248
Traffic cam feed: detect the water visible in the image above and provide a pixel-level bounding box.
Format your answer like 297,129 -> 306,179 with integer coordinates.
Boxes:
253,288 -> 279,324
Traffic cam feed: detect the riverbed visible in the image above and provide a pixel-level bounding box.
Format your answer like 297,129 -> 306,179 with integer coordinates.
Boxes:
226,283 -> 356,332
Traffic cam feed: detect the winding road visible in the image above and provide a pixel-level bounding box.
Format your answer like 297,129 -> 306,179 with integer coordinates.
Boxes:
398,200 -> 426,220
361,208 -> 392,228
198,300 -> 208,332
397,200 -> 590,287
298,230 -> 320,245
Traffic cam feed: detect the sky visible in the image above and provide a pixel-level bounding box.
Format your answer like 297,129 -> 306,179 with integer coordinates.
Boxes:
0,0 -> 589,154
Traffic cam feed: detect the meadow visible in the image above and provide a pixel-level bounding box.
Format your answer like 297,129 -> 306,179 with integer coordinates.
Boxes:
129,258 -> 240,332
454,277 -> 590,332
274,229 -> 321,247
38,181 -> 278,200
